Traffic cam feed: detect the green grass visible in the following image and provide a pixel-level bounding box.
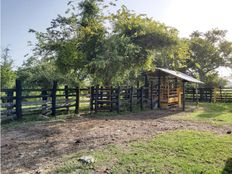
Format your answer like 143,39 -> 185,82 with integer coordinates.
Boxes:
51,130 -> 232,174
175,103 -> 232,125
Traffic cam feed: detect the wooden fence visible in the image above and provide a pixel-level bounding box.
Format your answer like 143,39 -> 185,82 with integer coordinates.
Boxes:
186,87 -> 232,103
1,80 -> 158,120
1,80 -> 232,121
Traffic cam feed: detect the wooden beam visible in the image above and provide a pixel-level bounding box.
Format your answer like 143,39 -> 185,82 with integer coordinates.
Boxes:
15,79 -> 22,119
51,81 -> 57,116
158,70 -> 161,108
75,86 -> 80,114
65,85 -> 69,112
182,80 -> 186,111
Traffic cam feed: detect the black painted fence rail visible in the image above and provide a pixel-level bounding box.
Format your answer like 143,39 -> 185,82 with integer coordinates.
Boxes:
0,80 -> 158,120
1,79 -> 232,120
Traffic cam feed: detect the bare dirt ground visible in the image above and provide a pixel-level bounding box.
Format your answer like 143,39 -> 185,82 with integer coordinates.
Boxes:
1,110 -> 232,174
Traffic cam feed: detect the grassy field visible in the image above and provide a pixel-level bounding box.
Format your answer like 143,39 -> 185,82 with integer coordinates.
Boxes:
49,103 -> 232,174
51,130 -> 232,174
175,103 -> 232,125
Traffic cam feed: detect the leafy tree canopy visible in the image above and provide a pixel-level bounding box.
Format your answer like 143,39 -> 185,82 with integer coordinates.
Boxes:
1,48 -> 16,88
26,0 -> 178,86
187,29 -> 232,85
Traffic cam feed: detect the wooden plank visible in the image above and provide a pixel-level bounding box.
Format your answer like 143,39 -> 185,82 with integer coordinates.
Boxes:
116,86 -> 120,113
158,70 -> 161,108
130,87 -> 133,112
95,85 -> 99,113
182,80 -> 186,111
140,86 -> 144,110
15,79 -> 22,119
150,83 -> 153,110
75,87 -> 80,114
51,81 -> 57,116
65,85 -> 69,112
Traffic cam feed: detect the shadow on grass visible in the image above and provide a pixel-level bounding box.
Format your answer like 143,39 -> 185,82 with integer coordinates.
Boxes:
222,158 -> 232,174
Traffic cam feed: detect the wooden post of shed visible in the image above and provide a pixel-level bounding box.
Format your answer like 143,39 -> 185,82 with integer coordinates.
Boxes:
157,70 -> 161,108
15,79 -> 22,119
182,80 -> 186,111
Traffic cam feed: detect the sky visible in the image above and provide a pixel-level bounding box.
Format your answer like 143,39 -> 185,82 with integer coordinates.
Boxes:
1,0 -> 232,77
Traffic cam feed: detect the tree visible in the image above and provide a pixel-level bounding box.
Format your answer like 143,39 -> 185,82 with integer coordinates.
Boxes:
153,38 -> 190,71
17,57 -> 86,88
1,48 -> 16,88
27,1 -> 179,86
187,29 -> 232,85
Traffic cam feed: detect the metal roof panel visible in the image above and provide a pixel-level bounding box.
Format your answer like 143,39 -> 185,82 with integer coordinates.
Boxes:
157,68 -> 204,84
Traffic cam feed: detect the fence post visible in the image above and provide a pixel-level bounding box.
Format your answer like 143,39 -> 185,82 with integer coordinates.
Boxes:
209,88 -> 213,103
41,89 -> 48,115
75,86 -> 80,114
65,85 -> 69,112
192,88 -> 195,102
95,85 -> 99,113
213,87 -> 217,103
140,86 -> 144,110
51,81 -> 57,116
6,90 -> 14,116
110,86 -> 113,112
150,83 -> 153,110
137,83 -> 140,104
116,86 -> 120,113
90,86 -> 94,112
130,87 -> 133,112
220,86 -> 222,102
15,79 -> 22,119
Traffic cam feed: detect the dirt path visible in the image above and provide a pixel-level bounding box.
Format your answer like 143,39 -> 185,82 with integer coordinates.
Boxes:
1,110 -> 231,174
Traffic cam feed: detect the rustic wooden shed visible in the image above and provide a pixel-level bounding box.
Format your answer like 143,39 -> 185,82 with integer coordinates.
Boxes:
144,68 -> 204,111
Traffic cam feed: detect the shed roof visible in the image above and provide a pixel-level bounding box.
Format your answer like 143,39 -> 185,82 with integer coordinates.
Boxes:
153,68 -> 204,84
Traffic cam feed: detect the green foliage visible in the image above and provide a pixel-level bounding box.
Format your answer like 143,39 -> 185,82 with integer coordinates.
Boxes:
23,1 -> 232,87
187,29 -> 232,85
204,72 -> 228,87
27,0 -> 178,86
17,57 -> 86,88
53,130 -> 232,174
0,48 -> 16,88
154,38 -> 190,71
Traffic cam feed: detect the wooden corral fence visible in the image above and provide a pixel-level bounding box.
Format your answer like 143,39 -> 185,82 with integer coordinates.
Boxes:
0,80 -> 159,120
186,87 -> 232,103
1,80 -> 231,121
